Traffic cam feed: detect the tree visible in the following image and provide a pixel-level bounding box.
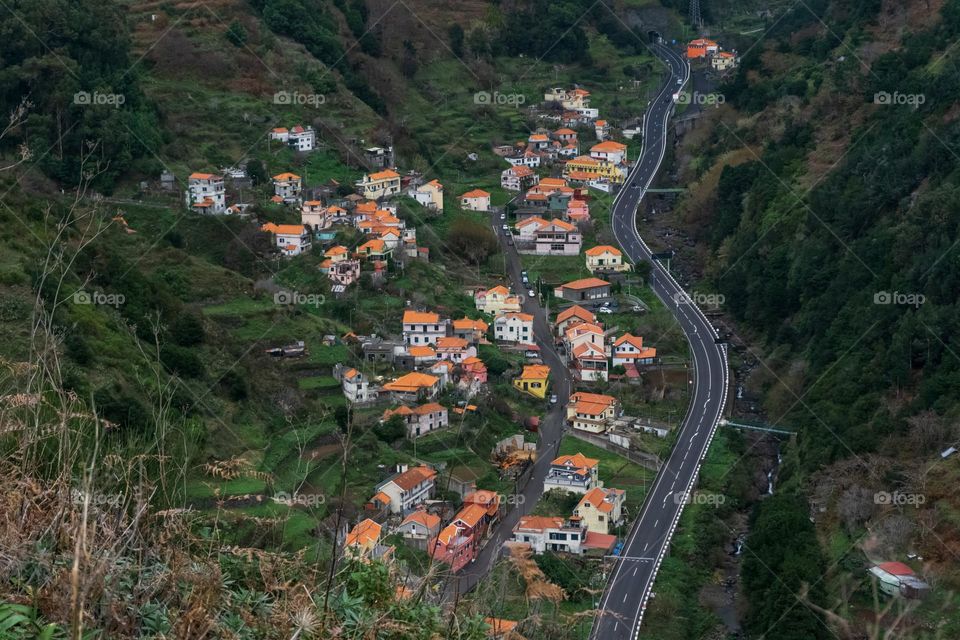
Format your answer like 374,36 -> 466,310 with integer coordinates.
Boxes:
448,23 -> 465,57
448,217 -> 499,266
169,312 -> 205,347
374,414 -> 406,442
246,159 -> 268,186
225,19 -> 247,47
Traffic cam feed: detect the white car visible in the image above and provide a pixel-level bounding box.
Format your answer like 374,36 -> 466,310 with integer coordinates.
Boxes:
501,224 -> 509,232
500,213 -> 506,220
598,307 -> 614,314
527,290 -> 536,298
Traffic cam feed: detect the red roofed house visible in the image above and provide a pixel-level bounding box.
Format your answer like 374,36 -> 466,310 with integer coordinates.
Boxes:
464,489 -> 503,530
356,169 -> 402,199
712,50 -> 738,71
375,465 -> 437,514
869,562 -> 931,598
511,515 -> 587,554
344,518 -> 383,559
382,403 -> 449,438
301,201 -> 330,231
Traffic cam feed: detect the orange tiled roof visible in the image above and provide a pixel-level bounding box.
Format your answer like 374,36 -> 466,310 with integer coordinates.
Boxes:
367,169 -> 400,181
388,465 -> 437,491
346,518 -> 381,547
401,509 -> 441,530
559,277 -> 610,290
403,309 -> 440,324
552,452 -> 599,469
383,372 -> 440,393
461,189 -> 491,199
585,245 -> 622,257
518,364 -> 550,380
273,172 -> 301,181
556,305 -> 596,324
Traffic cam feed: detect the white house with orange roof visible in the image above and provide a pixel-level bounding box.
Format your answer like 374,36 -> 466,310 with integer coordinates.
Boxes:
402,310 -> 449,346
356,169 -> 402,199
574,487 -> 625,534
494,312 -> 534,345
186,172 -> 226,214
501,165 -> 539,191
339,366 -> 373,403
511,515 -> 587,554
612,334 -> 657,366
687,37 -> 719,59
515,216 -> 549,241
585,245 -> 630,273
544,453 -> 600,494
529,219 -> 581,256
272,172 -> 302,203
590,141 -> 628,166
410,179 -> 444,211
269,127 -> 290,143
435,336 -> 476,363
460,189 -> 491,212
567,392 -> 620,433
594,119 -> 610,141
287,124 -> 315,151
375,464 -> 437,514
261,223 -> 311,256
382,402 -> 449,438
571,341 -> 609,382
301,200 -> 329,230
474,285 -> 523,315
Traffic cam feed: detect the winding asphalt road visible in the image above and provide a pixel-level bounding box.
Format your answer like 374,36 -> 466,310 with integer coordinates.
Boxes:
590,43 -> 730,640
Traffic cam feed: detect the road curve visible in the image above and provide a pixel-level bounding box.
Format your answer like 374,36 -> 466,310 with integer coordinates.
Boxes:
590,43 -> 730,640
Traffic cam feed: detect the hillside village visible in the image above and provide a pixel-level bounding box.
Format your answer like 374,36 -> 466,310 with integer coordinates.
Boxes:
170,82 -> 680,604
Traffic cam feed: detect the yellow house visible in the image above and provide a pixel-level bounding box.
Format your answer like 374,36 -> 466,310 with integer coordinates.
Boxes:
356,169 -> 402,199
573,487 -> 626,534
563,155 -> 624,184
585,245 -> 631,273
712,51 -> 737,71
412,179 -> 444,211
474,285 -> 523,315
513,364 -> 550,399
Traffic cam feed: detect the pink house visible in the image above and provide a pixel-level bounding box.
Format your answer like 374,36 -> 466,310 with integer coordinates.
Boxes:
428,503 -> 488,572
566,199 -> 590,223
461,356 -> 488,383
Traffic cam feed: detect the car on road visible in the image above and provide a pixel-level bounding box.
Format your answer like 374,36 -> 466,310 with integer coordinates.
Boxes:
598,307 -> 614,314
549,394 -> 558,404
499,213 -> 505,220
527,289 -> 536,298
501,224 -> 509,233
521,275 -> 529,285
631,305 -> 646,313
676,78 -> 683,85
